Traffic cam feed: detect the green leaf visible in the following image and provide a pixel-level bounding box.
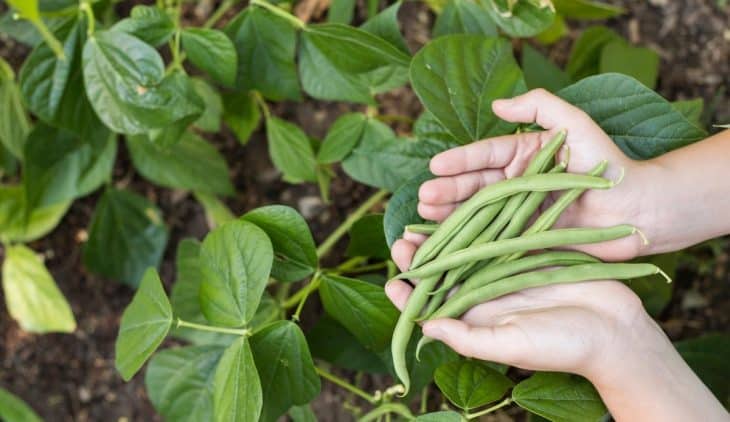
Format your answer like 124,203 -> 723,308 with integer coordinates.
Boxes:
675,333 -> 730,407
406,337 -> 460,399
112,5 -> 175,46
222,91 -> 260,145
224,8 -> 300,101
318,273 -> 398,352
410,34 -> 526,144
433,0 -> 497,38
328,0 -> 356,24
414,411 -> 464,422
0,387 -> 42,422
115,268 -> 172,381
346,214 -> 389,259
342,136 -> 450,191
672,98 -> 704,126
534,14 -> 566,45
182,28 -> 237,86
307,314 -> 390,374
521,43 -> 570,92
512,372 -> 607,422
213,337 -> 263,421
199,220 -> 273,327
0,185 -> 70,244
241,205 -> 317,283
2,244 -> 76,333
194,191 -> 236,229
265,117 -> 317,183
192,78 -> 223,132
317,113 -> 368,164
250,321 -> 321,421
82,31 -> 203,134
482,0 -> 555,38
83,188 -> 168,287
627,252 -> 676,317
565,26 -> 620,80
0,58 -> 30,160
413,111 -> 460,144
23,124 -> 116,209
127,131 -> 233,196
552,0 -> 623,19
0,11 -> 41,47
434,359 -> 513,410
145,345 -> 225,422
289,405 -> 317,422
599,41 -> 659,89
383,169 -> 434,246
558,73 -> 707,159
360,2 -> 410,54
299,23 -> 410,104
6,0 -> 65,58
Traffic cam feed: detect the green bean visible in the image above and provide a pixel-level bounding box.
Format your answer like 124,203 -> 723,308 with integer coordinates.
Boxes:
395,225 -> 637,280
405,223 -> 439,235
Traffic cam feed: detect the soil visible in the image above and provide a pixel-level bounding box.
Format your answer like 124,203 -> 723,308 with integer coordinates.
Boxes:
0,0 -> 728,421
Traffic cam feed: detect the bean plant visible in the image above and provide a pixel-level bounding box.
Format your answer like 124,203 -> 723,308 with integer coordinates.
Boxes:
1,0 -> 728,419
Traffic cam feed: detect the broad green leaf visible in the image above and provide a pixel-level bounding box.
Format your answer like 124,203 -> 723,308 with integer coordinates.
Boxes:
433,0 -> 497,38
248,293 -> 280,330
241,205 -> 317,283
512,372 -> 607,422
672,98 -> 704,126
112,5 -> 175,46
413,111 -> 460,144
360,2 -> 410,54
414,411 -> 464,422
307,314 -> 390,374
250,321 -> 321,422
565,26 -> 620,80
342,137 -> 450,191
299,23 -> 410,104
558,74 -> 707,159
328,0 -> 356,24
83,188 -> 168,287
213,337 -> 263,421
521,43 -> 570,92
115,268 -> 172,381
346,214 -> 389,259
0,387 -> 42,422
222,91 -> 260,145
317,113 -> 368,164
199,220 -> 273,327
482,0 -> 555,38
289,405 -> 317,422
194,191 -> 236,229
675,333 -> 730,407
534,14 -> 566,45
406,337 -> 460,399
410,35 -> 526,144
0,11 -> 41,47
0,58 -> 30,160
146,345 -> 225,422
19,17 -> 103,138
23,124 -> 116,209
182,28 -> 237,86
599,41 -> 659,89
170,239 -> 237,346
383,169 -> 433,246
224,8 -> 300,101
265,117 -> 317,183
0,185 -> 70,243
552,0 -> 623,19
434,359 -> 513,410
127,131 -> 234,196
83,31 -> 203,134
192,78 -> 223,132
627,252 -> 677,317
318,273 -> 398,352
2,244 -> 76,333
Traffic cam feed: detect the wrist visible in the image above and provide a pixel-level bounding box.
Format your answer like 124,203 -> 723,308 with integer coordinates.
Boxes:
629,159 -> 677,256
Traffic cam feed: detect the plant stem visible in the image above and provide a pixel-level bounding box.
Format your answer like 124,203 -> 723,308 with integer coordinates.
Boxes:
253,91 -> 271,119
316,366 -> 377,404
250,0 -> 305,29
465,398 -> 513,419
359,403 -> 414,422
291,272 -> 321,321
420,386 -> 428,414
176,318 -> 251,336
340,261 -> 388,275
375,114 -> 414,124
203,0 -> 238,28
317,189 -> 389,259
335,256 -> 367,272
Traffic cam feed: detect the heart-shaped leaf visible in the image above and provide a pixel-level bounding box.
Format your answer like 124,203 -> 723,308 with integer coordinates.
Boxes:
512,372 -> 607,422
434,359 -> 514,410
115,268 -> 172,381
181,28 -> 237,86
213,337 -> 263,421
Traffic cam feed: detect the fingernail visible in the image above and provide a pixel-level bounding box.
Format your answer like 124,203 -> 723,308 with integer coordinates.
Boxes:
423,322 -> 444,339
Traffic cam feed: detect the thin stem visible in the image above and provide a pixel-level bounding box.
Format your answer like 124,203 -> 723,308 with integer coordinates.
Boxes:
317,189 -> 388,259
335,256 -> 367,272
420,386 -> 428,414
203,0 -> 238,28
253,91 -> 271,119
79,2 -> 95,36
339,261 -> 388,275
176,318 -> 251,336
375,114 -> 414,124
292,272 -> 321,321
359,403 -> 414,422
281,282 -> 310,309
316,366 -> 377,404
250,0 -> 305,29
465,398 -> 513,419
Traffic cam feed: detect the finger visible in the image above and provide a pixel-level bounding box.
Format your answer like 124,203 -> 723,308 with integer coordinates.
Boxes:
429,132 -> 543,176
418,202 -> 459,222
391,239 -> 416,272
402,231 -> 427,245
384,279 -> 413,311
422,318 -> 526,364
419,170 -> 505,204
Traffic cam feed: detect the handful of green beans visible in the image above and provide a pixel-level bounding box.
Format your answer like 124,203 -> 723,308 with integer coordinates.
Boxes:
389,130 -> 669,395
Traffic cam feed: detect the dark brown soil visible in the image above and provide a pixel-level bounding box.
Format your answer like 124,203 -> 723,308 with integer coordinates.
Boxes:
0,0 -> 728,421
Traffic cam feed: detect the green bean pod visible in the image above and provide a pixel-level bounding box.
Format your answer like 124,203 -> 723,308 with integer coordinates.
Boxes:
405,223 -> 439,235
395,225 -> 637,280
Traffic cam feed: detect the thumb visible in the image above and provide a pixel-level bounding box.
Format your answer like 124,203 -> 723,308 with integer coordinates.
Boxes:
423,318 -> 524,364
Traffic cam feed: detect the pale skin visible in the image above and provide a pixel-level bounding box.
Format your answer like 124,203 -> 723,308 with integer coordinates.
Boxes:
387,89 -> 730,421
